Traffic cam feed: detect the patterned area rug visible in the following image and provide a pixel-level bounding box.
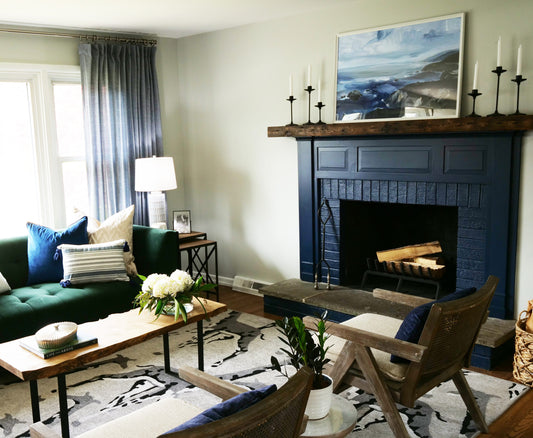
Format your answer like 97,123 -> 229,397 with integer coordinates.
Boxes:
0,310 -> 528,437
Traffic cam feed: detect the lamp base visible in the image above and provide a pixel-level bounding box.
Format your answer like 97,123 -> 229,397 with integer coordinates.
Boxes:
148,192 -> 168,229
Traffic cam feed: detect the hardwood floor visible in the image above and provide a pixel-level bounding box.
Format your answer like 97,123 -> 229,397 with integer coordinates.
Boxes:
217,285 -> 533,438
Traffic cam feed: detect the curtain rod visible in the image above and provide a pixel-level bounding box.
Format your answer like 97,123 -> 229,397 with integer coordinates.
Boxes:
0,27 -> 157,46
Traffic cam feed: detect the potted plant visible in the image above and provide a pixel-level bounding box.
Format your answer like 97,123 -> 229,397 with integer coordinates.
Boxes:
271,311 -> 333,420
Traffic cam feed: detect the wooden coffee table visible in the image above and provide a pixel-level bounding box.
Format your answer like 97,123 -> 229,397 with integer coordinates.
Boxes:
0,298 -> 226,438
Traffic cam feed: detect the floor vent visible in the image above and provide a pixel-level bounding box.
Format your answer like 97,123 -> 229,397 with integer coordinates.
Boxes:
232,276 -> 267,296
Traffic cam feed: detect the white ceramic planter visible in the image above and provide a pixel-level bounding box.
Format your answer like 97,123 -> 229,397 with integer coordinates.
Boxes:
305,374 -> 333,420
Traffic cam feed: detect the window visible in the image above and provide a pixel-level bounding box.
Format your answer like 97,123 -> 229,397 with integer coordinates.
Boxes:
0,65 -> 89,238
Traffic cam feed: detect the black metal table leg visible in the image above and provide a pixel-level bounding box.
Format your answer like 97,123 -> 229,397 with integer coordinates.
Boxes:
29,380 -> 40,422
197,320 -> 204,371
163,332 -> 170,373
57,374 -> 70,438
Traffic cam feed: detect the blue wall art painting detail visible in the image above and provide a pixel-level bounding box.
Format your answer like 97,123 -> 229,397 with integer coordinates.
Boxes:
335,13 -> 464,122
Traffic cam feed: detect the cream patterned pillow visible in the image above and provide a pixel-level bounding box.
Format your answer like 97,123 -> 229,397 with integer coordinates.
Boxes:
72,205 -> 137,276
0,272 -> 11,294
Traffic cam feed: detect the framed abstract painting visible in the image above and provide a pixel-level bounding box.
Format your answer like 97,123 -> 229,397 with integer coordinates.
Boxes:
335,13 -> 465,122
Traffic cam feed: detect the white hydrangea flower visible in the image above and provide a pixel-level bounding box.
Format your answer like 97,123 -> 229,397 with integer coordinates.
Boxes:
142,274 -> 167,293
152,276 -> 180,298
170,269 -> 194,292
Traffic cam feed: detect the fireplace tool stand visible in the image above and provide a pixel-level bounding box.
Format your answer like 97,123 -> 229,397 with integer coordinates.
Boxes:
314,198 -> 332,290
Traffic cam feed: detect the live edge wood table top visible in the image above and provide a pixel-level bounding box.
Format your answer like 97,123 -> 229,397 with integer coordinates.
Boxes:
0,298 -> 227,381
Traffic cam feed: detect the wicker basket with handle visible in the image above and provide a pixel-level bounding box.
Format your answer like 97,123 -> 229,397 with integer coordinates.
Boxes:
513,300 -> 533,387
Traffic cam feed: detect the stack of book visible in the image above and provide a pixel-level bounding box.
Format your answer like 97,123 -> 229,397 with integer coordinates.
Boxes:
19,329 -> 98,359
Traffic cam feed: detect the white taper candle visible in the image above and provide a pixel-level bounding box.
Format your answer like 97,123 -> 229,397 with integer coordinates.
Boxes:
517,45 -> 523,76
497,36 -> 502,67
473,61 -> 479,90
289,74 -> 293,96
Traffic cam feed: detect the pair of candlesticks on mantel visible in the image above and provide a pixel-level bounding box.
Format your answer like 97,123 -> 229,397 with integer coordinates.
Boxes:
286,65 -> 325,126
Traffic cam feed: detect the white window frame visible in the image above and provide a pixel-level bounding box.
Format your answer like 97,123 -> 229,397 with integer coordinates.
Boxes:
0,63 -> 83,229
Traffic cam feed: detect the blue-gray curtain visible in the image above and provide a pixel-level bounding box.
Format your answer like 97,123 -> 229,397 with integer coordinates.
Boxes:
79,42 -> 163,225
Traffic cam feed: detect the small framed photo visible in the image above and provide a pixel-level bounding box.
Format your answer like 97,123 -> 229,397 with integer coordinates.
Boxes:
173,210 -> 191,234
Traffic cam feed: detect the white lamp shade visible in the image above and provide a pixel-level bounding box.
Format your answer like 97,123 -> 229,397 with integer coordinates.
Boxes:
135,156 -> 177,192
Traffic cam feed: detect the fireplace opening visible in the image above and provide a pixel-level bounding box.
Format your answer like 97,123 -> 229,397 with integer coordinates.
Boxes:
340,200 -> 458,298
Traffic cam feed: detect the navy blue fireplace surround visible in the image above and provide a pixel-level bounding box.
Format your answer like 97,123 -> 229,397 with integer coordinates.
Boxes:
297,132 -> 522,320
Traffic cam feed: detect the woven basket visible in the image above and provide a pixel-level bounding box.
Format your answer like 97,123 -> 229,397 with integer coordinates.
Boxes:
513,310 -> 533,387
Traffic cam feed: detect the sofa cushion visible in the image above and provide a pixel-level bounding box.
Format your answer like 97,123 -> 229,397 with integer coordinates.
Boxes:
0,272 -> 10,294
0,280 -> 138,343
391,287 -> 477,363
77,398 -> 202,438
58,240 -> 130,286
162,384 -> 277,434
26,217 -> 89,285
73,205 -> 137,276
327,313 -> 409,382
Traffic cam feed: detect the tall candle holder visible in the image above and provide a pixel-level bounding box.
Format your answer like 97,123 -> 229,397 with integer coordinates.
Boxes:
314,101 -> 325,124
511,75 -> 527,115
286,95 -> 297,126
467,89 -> 482,117
489,66 -> 507,116
304,85 -> 315,125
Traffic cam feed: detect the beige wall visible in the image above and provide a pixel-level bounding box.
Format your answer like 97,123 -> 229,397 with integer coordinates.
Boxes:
175,0 -> 533,316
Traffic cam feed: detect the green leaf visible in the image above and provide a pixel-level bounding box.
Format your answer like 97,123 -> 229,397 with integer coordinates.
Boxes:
178,301 -> 188,323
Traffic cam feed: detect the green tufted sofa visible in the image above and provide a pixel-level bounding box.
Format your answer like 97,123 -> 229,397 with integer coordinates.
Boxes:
0,225 -> 180,343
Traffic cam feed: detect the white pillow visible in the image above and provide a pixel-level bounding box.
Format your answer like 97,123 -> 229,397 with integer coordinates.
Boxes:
0,272 -> 11,294
72,205 -> 137,276
58,240 -> 130,286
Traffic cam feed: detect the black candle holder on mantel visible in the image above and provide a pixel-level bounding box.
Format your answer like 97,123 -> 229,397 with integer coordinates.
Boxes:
511,75 -> 527,115
286,95 -> 297,126
467,89 -> 482,117
304,85 -> 315,125
315,101 -> 326,124
489,66 -> 507,116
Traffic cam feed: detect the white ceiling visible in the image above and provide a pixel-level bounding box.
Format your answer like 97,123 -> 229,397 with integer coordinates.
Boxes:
0,0 -> 355,39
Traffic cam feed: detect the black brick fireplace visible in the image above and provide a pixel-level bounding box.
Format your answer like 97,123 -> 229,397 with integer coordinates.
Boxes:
297,133 -> 522,319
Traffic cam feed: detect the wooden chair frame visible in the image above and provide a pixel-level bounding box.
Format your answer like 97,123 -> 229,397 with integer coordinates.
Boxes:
304,275 -> 499,438
30,366 -> 313,438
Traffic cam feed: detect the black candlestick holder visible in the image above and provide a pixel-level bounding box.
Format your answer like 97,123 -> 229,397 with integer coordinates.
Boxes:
511,75 -> 527,115
489,66 -> 507,116
314,101 -> 325,124
467,89 -> 482,117
286,95 -> 297,126
304,85 -> 315,125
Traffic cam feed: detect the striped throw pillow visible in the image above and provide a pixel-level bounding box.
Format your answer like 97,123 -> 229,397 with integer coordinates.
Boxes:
57,240 -> 130,287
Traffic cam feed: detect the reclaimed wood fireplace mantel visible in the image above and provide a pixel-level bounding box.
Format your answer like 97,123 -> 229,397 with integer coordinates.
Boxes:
268,114 -> 533,138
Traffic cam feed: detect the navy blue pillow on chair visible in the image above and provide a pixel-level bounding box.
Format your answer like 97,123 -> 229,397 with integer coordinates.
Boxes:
26,216 -> 89,285
390,287 -> 477,363
162,384 -> 277,434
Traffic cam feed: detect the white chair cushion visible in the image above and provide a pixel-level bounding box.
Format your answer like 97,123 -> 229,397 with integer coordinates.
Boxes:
327,313 -> 409,382
77,397 -> 203,438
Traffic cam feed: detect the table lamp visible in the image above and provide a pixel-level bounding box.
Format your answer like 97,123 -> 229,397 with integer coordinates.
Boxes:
134,156 -> 177,229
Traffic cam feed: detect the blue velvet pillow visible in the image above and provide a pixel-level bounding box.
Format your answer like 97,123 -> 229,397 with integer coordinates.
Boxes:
162,384 -> 277,434
390,287 -> 477,363
26,216 -> 89,285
